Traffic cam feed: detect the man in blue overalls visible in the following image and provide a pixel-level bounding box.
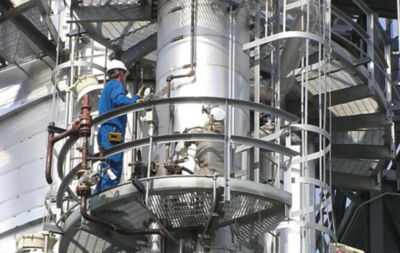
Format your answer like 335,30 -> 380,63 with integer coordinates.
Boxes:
95,59 -> 143,192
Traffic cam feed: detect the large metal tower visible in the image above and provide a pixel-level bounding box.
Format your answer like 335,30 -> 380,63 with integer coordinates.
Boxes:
0,0 -> 399,252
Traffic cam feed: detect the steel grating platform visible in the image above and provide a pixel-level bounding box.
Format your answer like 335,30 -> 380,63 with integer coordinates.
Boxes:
60,176 -> 291,251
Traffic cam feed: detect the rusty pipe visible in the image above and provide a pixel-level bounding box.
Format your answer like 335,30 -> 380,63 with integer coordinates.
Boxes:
76,94 -> 93,179
45,121 -> 79,184
79,94 -> 92,137
77,137 -> 89,178
46,122 -> 56,184
46,95 -> 91,184
80,194 -> 117,230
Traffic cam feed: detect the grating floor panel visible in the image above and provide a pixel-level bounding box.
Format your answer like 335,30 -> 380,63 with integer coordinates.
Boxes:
220,193 -> 274,224
147,191 -> 212,228
89,177 -> 290,235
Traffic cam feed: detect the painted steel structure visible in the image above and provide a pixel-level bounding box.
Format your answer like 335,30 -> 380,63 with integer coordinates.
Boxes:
47,0 -> 334,252
0,0 -> 400,253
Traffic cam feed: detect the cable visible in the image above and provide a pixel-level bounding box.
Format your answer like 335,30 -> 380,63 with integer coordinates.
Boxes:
341,192 -> 400,242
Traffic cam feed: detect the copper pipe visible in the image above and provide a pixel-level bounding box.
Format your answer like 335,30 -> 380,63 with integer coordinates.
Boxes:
46,94 -> 91,184
45,121 -> 79,184
46,122 -> 56,184
77,94 -> 92,178
80,195 -> 117,230
79,94 -> 92,137
77,137 -> 89,178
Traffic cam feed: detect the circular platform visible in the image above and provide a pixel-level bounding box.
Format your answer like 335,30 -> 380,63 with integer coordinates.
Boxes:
60,176 -> 291,251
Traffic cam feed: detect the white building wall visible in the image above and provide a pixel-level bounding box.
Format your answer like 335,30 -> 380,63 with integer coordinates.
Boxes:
0,59 -> 63,252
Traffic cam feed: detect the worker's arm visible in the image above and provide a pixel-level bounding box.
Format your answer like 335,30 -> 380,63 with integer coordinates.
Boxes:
110,81 -> 140,107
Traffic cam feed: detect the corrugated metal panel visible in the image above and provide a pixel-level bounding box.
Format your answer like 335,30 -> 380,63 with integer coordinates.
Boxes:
0,158 -> 47,205
0,59 -> 53,116
0,61 -> 60,252
0,187 -> 48,222
0,102 -> 50,149
0,132 -> 46,176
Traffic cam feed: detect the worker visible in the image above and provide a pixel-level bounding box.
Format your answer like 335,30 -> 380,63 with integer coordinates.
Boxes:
95,59 -> 144,193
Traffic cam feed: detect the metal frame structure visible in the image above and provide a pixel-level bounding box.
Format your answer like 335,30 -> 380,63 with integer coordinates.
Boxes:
46,0 -> 336,252
2,0 -> 400,252
52,96 -> 299,250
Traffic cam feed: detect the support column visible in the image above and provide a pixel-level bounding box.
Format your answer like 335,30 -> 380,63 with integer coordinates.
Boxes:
369,192 -> 384,253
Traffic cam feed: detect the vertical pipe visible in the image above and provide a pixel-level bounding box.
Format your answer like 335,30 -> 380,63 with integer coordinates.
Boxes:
327,0 -> 335,239
273,0 -> 281,188
46,122 -> 55,184
367,13 -> 375,92
283,0 -> 286,32
254,0 -> 261,183
369,192 -> 384,252
385,43 -> 395,156
224,100 -> 231,201
230,7 -> 237,135
398,0 -> 400,59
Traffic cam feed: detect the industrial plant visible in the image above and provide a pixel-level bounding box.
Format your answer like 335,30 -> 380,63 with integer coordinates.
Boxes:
0,0 -> 400,252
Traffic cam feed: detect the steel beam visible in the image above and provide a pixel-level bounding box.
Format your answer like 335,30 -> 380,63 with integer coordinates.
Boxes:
332,113 -> 390,131
120,33 -> 157,66
329,85 -> 373,106
332,144 -> 394,160
333,0 -> 397,19
0,1 -> 35,23
332,171 -> 381,191
337,188 -> 363,206
383,200 -> 400,252
0,0 -> 57,61
34,0 -> 60,45
71,4 -> 153,22
369,191 -> 384,253
336,203 -> 357,242
333,188 -> 347,227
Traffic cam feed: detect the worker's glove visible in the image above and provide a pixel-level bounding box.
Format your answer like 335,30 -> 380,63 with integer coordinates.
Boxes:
136,97 -> 150,103
137,85 -> 145,97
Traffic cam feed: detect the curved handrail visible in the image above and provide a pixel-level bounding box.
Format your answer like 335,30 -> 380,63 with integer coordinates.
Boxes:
92,96 -> 300,126
55,97 -> 300,210
56,97 -> 299,180
100,133 -> 299,158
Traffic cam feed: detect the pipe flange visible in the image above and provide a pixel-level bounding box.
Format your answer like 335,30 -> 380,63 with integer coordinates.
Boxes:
76,184 -> 91,197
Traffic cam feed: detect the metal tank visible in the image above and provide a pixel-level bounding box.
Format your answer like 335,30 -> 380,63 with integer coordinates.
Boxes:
156,0 -> 250,176
156,0 -> 249,104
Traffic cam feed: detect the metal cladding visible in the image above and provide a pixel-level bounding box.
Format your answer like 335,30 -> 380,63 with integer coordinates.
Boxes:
156,0 -> 249,134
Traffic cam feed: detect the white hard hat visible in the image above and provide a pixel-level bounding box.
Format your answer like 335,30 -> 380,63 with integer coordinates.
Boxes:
106,59 -> 129,74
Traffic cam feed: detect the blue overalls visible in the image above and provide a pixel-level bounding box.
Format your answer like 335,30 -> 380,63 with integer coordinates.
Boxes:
95,79 -> 139,193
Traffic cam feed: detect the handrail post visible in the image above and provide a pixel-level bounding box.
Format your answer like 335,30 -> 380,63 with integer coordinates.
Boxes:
224,100 -> 232,201
145,105 -> 155,206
